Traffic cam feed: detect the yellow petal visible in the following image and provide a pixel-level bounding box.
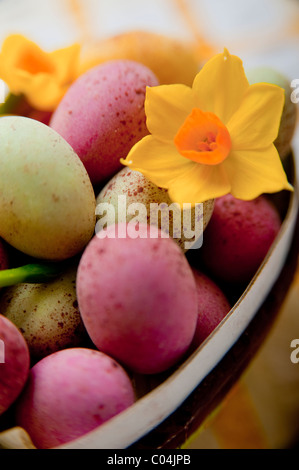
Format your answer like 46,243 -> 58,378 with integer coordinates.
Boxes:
3,69 -> 33,95
227,83 -> 285,150
192,49 -> 249,123
0,35 -> 55,77
0,35 -> 80,111
22,74 -> 64,110
121,135 -> 193,188
168,163 -> 231,205
145,84 -> 194,142
223,146 -> 293,199
49,44 -> 80,83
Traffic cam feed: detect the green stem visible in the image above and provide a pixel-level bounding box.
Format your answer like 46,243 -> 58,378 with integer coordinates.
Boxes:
0,263 -> 67,288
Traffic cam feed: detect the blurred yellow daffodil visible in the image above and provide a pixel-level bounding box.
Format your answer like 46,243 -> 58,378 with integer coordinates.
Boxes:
121,49 -> 292,205
0,35 -> 80,111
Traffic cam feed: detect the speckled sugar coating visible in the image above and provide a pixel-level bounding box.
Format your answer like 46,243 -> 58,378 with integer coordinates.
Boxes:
0,116 -> 96,261
50,60 -> 159,185
189,269 -> 231,351
0,265 -> 88,360
15,348 -> 136,449
96,167 -> 215,252
200,194 -> 282,285
76,224 -> 198,374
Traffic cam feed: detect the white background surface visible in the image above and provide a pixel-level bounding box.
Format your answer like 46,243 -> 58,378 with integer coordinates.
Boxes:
0,0 -> 299,78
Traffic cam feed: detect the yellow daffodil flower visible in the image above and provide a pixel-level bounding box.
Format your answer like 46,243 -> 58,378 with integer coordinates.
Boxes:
121,49 -> 292,205
0,35 -> 80,111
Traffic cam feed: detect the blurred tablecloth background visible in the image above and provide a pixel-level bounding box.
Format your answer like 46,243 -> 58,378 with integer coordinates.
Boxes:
0,0 -> 299,449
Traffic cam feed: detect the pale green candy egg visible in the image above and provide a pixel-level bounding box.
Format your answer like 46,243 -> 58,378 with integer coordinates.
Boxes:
0,116 -> 96,260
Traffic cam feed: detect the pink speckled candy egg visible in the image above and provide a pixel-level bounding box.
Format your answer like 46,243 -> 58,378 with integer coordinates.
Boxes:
15,348 -> 136,449
189,269 -> 231,351
200,194 -> 282,284
0,314 -> 30,415
50,60 -> 159,185
76,224 -> 198,374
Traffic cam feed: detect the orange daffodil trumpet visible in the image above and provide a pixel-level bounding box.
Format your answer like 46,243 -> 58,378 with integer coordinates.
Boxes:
121,49 -> 293,205
0,35 -> 80,111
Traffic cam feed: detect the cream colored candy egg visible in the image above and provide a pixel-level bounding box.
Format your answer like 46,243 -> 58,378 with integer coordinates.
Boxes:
96,167 -> 214,252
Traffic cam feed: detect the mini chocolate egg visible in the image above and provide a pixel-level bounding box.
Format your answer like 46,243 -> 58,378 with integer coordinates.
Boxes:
199,194 -> 282,285
0,265 -> 88,360
0,116 -> 96,261
96,167 -> 214,252
78,30 -> 200,86
50,60 -> 159,185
